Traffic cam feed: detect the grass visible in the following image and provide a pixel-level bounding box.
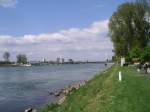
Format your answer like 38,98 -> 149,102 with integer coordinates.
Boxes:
40,65 -> 150,112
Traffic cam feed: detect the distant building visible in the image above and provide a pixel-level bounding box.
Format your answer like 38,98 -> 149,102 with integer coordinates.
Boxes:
61,58 -> 65,64
56,58 -> 60,64
43,58 -> 46,62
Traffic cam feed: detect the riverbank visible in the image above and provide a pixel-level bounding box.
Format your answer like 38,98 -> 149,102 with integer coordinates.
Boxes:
40,65 -> 150,112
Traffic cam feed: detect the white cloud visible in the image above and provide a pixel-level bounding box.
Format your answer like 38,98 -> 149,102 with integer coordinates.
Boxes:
0,0 -> 17,8
0,19 -> 113,61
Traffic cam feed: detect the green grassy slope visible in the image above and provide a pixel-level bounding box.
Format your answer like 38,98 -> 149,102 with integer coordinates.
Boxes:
41,65 -> 150,112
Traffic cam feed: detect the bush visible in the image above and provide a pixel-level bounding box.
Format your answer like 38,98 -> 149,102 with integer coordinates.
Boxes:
129,47 -> 142,59
141,45 -> 150,62
125,53 -> 132,62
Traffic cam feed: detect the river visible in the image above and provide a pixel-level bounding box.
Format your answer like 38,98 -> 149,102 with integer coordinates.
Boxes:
0,63 -> 111,112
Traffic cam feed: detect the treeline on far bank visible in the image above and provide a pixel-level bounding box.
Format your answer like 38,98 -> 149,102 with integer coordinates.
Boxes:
0,61 -> 14,66
0,51 -> 28,66
109,0 -> 150,62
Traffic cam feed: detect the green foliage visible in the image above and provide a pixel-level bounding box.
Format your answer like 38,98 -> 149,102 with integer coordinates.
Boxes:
41,103 -> 60,112
16,54 -> 28,64
109,0 -> 150,57
112,56 -> 118,62
129,47 -> 142,59
125,45 -> 150,62
125,53 -> 132,62
141,45 -> 150,61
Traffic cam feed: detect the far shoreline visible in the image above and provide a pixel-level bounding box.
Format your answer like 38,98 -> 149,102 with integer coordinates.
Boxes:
0,62 -> 113,67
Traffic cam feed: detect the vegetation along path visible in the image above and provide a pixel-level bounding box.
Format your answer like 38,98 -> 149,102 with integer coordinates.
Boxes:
41,65 -> 150,112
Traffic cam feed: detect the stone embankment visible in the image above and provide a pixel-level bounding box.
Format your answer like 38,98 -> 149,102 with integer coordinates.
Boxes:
49,80 -> 87,104
24,81 -> 87,112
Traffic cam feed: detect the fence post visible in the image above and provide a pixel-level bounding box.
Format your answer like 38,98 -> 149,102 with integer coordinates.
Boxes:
119,71 -> 122,82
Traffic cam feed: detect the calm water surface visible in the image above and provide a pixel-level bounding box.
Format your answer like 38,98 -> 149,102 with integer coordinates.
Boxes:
0,63 -> 110,112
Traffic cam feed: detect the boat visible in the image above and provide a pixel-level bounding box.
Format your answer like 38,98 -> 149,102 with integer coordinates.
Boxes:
20,63 -> 32,67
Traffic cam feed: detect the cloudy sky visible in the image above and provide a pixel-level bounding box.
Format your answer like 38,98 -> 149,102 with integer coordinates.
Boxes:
0,0 -> 125,61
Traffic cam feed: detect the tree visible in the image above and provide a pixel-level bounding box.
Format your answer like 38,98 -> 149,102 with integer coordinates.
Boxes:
141,45 -> 150,61
3,52 -> 10,62
17,54 -> 28,64
109,0 -> 150,57
129,47 -> 142,59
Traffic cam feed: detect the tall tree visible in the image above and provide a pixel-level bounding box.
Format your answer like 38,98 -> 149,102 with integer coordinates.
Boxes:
109,0 -> 150,57
17,54 -> 27,64
3,52 -> 10,62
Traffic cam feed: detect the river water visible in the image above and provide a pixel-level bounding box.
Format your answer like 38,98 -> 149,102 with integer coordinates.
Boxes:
0,63 -> 110,112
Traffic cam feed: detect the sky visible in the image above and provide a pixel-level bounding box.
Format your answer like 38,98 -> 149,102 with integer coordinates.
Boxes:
0,0 -> 126,61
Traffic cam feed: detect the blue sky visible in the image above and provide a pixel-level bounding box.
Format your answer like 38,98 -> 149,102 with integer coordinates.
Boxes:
0,0 -> 125,61
0,0 -> 125,36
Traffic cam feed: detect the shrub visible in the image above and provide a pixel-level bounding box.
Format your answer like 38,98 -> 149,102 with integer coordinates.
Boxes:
129,47 -> 142,59
141,45 -> 150,62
